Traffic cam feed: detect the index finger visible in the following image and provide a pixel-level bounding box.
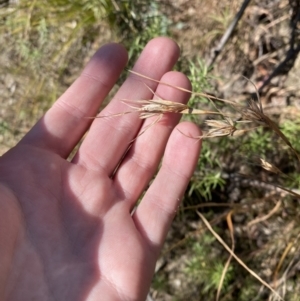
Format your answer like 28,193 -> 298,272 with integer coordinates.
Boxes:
73,37 -> 180,175
20,43 -> 128,158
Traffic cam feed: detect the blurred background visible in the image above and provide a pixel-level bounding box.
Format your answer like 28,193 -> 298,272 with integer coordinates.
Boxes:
1,0 -> 300,300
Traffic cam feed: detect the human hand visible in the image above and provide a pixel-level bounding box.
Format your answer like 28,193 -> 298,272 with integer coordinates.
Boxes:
0,37 -> 201,301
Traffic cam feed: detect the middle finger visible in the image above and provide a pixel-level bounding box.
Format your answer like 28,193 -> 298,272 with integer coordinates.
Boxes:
73,37 -> 180,176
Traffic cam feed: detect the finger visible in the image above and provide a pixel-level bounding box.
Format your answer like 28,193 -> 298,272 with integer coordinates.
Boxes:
20,43 -> 128,158
112,71 -> 192,208
73,37 -> 180,175
132,122 -> 201,253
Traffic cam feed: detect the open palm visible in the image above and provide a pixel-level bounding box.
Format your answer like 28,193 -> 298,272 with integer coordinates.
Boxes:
0,37 -> 201,301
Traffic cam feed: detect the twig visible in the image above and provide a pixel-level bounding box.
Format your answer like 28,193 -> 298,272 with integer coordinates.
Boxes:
258,1 -> 300,92
258,44 -> 300,92
247,200 -> 281,228
207,0 -> 252,67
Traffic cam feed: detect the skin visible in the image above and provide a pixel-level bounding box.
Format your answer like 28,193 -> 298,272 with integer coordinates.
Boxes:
0,37 -> 201,301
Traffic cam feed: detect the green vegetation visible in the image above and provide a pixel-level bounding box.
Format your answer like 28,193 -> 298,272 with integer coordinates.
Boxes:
186,235 -> 234,295
1,0 -> 300,300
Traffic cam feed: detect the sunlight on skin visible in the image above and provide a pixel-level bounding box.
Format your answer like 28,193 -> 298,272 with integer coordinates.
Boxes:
0,37 -> 201,301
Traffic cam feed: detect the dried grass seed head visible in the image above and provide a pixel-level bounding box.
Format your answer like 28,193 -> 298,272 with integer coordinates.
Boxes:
121,98 -> 191,119
242,98 -> 266,124
205,119 -> 237,138
258,157 -> 283,175
129,101 -> 221,119
241,98 -> 299,159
